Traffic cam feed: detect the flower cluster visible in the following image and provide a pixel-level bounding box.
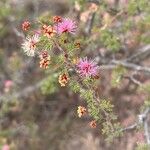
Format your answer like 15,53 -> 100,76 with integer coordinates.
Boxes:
77,106 -> 87,117
21,16 -> 77,58
74,41 -> 81,49
58,73 -> 69,87
89,120 -> 97,128
42,25 -> 56,38
77,106 -> 97,128
53,16 -> 62,23
39,51 -> 51,69
22,21 -> 30,31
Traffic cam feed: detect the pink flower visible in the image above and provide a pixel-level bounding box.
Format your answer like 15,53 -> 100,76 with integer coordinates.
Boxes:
4,80 -> 13,93
4,80 -> 13,88
34,29 -> 42,35
76,57 -> 99,77
55,18 -> 77,34
2,144 -> 10,150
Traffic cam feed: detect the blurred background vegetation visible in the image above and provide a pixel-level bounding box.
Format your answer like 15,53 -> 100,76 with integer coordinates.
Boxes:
0,0 -> 150,150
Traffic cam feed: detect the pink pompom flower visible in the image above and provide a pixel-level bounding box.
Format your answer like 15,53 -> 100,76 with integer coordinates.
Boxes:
2,144 -> 10,150
55,18 -> 77,35
76,57 -> 99,77
4,80 -> 13,93
4,80 -> 13,88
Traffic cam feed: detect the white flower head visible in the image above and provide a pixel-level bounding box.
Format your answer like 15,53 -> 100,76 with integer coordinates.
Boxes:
22,34 -> 40,57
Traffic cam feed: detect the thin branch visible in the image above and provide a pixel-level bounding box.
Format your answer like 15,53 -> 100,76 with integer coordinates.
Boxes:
12,27 -> 25,39
121,108 -> 150,144
112,60 -> 150,74
144,119 -> 150,144
127,45 -> 150,63
87,0 -> 101,5
123,75 -> 142,86
121,123 -> 138,132
84,12 -> 95,35
99,62 -> 150,75
33,0 -> 39,18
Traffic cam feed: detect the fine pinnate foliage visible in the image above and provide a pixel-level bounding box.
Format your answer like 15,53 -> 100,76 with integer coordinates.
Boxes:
41,74 -> 58,95
135,143 -> 150,150
100,30 -> 121,52
111,66 -> 127,87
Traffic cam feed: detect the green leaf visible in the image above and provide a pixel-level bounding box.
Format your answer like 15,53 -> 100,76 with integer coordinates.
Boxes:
111,65 -> 126,87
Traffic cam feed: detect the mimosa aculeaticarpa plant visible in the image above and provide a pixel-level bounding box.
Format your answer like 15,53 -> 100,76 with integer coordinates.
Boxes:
21,16 -> 121,141
1,0 -> 150,149
20,0 -> 150,145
